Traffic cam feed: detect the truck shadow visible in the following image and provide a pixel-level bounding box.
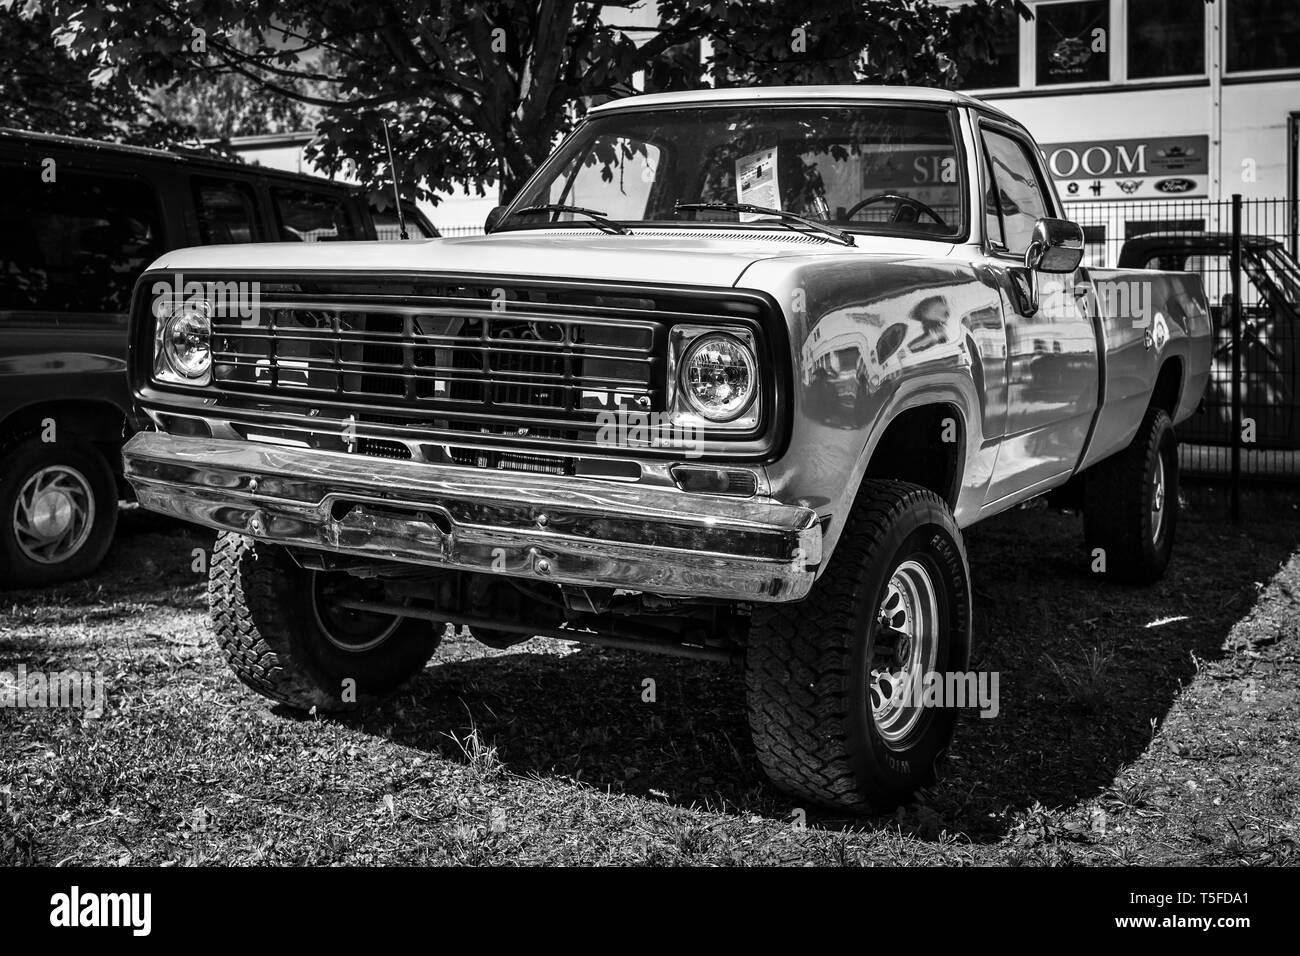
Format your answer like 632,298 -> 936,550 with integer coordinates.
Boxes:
378,497 -> 1298,841
53,491 -> 1296,843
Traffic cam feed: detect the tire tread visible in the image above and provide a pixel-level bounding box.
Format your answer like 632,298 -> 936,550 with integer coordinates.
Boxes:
744,480 -> 966,813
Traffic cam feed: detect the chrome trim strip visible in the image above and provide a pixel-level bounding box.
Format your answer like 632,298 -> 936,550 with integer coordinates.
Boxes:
122,432 -> 821,602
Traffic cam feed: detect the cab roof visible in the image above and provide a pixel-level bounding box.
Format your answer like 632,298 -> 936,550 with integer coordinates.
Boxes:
588,84 -> 1019,125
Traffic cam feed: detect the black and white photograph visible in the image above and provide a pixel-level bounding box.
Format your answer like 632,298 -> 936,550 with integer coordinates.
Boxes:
0,0 -> 1294,933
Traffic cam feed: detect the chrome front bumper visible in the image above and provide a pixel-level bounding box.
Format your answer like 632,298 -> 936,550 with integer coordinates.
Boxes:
122,432 -> 821,602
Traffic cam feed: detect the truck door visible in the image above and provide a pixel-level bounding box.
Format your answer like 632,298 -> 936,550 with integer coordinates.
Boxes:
978,125 -> 1099,506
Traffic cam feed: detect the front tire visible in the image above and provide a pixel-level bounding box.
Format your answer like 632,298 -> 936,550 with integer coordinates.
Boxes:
0,437 -> 118,589
1083,406 -> 1178,583
745,480 -> 972,813
209,532 -> 441,710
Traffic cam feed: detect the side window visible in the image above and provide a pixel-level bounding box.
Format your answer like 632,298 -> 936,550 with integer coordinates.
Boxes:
981,129 -> 1050,255
194,177 -> 261,244
0,163 -> 162,315
982,154 -> 1005,249
271,188 -> 362,242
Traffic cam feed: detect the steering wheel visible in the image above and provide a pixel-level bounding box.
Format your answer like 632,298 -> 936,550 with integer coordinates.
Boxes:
845,192 -> 946,226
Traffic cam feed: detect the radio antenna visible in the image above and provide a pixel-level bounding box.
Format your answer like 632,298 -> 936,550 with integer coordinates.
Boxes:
381,122 -> 409,240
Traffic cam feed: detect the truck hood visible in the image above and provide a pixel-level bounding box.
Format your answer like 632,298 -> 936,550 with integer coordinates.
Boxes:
149,230 -> 958,288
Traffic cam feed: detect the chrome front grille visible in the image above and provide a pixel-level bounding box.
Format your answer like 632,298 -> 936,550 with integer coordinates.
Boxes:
154,276 -> 773,467
211,307 -> 659,426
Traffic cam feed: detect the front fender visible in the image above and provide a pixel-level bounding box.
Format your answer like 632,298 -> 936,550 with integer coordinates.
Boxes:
737,252 -> 1004,567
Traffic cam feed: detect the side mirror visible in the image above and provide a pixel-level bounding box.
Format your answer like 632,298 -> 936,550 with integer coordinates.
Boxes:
484,205 -> 507,234
1024,217 -> 1085,274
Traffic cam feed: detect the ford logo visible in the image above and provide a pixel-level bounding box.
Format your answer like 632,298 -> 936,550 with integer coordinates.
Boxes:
1155,178 -> 1196,194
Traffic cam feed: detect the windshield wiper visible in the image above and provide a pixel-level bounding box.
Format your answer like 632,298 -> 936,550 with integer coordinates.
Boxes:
505,203 -> 629,235
675,202 -> 854,246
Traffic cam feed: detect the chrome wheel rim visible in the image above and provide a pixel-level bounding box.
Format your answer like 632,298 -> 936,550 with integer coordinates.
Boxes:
309,571 -> 402,652
12,465 -> 95,565
1151,454 -> 1166,544
869,558 -> 940,745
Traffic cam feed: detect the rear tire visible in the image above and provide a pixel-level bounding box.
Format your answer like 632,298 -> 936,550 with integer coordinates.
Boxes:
209,532 -> 441,710
0,437 -> 118,589
1084,406 -> 1178,584
744,480 -> 972,813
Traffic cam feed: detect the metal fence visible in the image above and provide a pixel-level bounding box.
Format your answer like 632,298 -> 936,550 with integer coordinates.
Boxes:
1073,196 -> 1300,503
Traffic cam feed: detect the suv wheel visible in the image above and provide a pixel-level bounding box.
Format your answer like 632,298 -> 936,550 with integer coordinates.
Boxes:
0,437 -> 118,589
209,532 -> 442,710
1084,406 -> 1178,583
745,480 -> 971,813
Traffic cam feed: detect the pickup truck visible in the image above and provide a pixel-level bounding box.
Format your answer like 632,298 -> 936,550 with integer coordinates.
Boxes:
121,86 -> 1212,813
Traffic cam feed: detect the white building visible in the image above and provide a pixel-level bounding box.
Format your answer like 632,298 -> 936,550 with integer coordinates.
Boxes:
950,0 -> 1300,261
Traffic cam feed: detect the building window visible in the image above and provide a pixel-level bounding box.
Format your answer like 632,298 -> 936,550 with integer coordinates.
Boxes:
1128,0 -> 1205,79
1227,0 -> 1300,73
958,5 -> 1020,90
1036,0 -> 1110,85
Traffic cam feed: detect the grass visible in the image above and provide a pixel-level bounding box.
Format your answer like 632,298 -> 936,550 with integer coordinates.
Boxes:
1,485 -> 1298,866
1043,645 -> 1113,711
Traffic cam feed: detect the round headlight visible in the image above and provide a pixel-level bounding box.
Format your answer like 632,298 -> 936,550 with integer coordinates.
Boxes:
681,332 -> 757,422
163,302 -> 212,379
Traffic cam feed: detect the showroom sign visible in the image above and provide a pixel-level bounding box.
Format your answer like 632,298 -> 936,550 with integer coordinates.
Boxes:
1040,135 -> 1210,201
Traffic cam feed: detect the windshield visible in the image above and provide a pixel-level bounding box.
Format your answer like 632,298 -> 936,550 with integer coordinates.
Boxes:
507,104 -> 968,240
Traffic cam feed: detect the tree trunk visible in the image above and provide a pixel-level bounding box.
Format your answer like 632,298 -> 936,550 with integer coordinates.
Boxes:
497,144 -> 542,205
499,171 -> 525,206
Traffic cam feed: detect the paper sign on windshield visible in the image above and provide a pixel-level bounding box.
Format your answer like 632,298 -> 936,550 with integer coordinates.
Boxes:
736,148 -> 780,221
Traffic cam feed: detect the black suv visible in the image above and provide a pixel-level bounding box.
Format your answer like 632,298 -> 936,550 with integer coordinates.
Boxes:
0,128 -> 437,587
